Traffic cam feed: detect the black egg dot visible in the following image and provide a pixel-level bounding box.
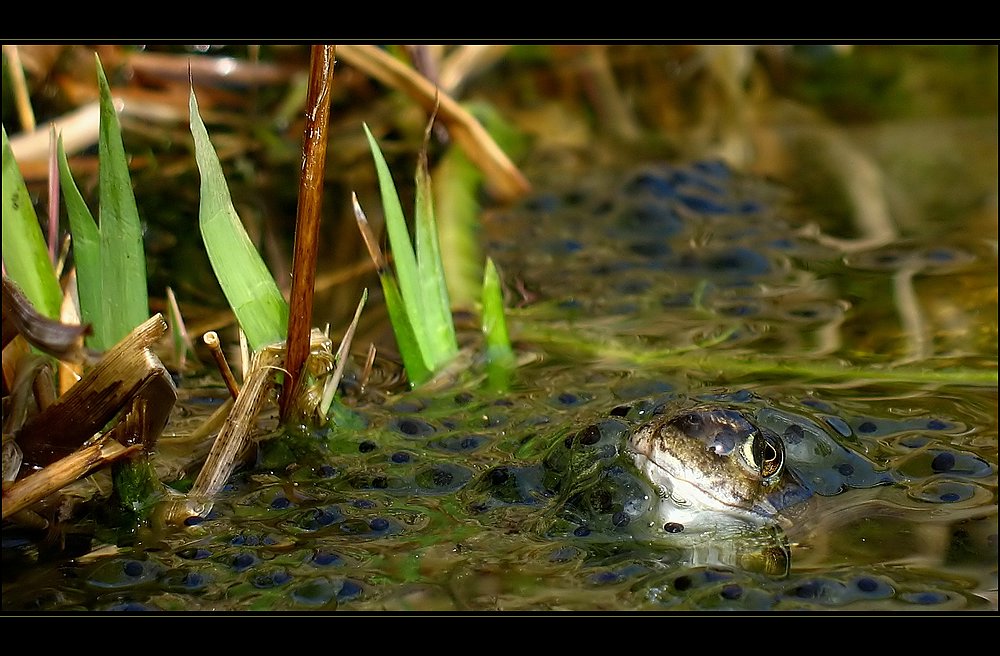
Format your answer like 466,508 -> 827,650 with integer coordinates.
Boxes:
856,577 -> 879,593
489,467 -> 510,485
232,553 -> 255,571
183,572 -> 205,588
783,424 -> 805,444
390,451 -> 411,464
123,561 -> 144,577
858,421 -> 877,433
720,584 -> 743,600
611,512 -> 630,527
370,517 -> 390,531
926,419 -> 948,430
578,424 -> 601,445
610,405 -> 632,417
398,420 -> 422,435
573,526 -> 591,537
835,463 -> 855,476
433,469 -> 454,486
358,440 -> 377,453
179,547 -> 212,560
372,476 -> 388,489
314,509 -> 337,526
940,492 -> 960,503
909,591 -> 948,605
353,498 -> 376,509
557,392 -> 579,405
312,551 -> 341,566
454,392 -> 474,405
931,452 -> 956,472
339,579 -> 363,599
663,522 -> 685,533
270,496 -> 291,509
318,465 -> 337,478
673,575 -> 692,591
591,571 -> 621,585
793,581 -> 819,598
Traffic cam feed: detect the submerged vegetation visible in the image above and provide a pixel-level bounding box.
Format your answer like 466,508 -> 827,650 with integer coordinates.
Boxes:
1,44 -> 996,611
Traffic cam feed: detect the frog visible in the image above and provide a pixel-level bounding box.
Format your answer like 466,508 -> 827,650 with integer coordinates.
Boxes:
627,406 -> 809,534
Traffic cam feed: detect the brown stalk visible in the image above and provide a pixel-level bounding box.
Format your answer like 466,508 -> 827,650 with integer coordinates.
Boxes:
337,44 -> 531,202
204,331 -> 240,400
281,44 -> 336,422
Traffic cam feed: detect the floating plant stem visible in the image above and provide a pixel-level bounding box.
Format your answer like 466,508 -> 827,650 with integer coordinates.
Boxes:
516,323 -> 998,388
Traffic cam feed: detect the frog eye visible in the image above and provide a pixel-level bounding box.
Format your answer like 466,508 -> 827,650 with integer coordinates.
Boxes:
741,431 -> 784,479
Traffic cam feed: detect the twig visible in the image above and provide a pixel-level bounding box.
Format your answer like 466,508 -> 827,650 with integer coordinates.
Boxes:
204,330 -> 240,400
337,44 -> 531,202
282,44 -> 335,421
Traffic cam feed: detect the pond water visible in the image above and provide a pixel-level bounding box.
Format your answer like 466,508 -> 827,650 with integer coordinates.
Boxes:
1,45 -> 996,612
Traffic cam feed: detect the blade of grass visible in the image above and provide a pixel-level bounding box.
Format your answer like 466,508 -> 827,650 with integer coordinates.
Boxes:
414,137 -> 458,365
189,87 -> 288,353
2,126 -> 62,320
361,123 -> 430,359
94,54 -> 149,348
482,257 -> 514,390
57,136 -> 102,345
353,192 -> 431,384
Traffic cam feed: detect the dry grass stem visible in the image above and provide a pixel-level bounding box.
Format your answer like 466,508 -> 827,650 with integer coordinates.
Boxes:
204,331 -> 241,399
1,435 -> 141,519
337,45 -> 531,202
168,345 -> 284,523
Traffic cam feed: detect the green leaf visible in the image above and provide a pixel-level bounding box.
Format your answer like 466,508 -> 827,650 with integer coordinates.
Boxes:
95,54 -> 148,347
58,136 -> 101,346
189,87 -> 288,353
414,149 -> 458,366
381,273 -> 431,385
362,124 -> 429,360
1,125 -> 62,320
481,257 -> 514,392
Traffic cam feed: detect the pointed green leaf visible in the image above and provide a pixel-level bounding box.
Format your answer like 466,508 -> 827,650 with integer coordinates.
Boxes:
414,149 -> 458,366
1,125 -> 62,320
95,54 -> 149,346
381,273 -> 431,385
58,136 -> 102,347
482,257 -> 513,362
189,87 -> 288,353
361,124 -> 428,353
482,258 -> 514,392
